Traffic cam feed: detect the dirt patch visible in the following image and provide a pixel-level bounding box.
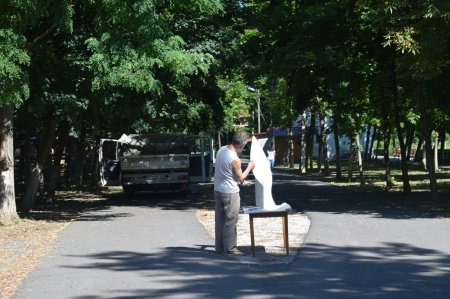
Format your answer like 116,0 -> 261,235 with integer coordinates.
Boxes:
0,189 -> 114,299
0,219 -> 66,299
197,209 -> 310,265
195,181 -> 311,266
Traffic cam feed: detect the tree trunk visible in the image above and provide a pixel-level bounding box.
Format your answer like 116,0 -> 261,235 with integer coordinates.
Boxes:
288,128 -> 294,169
347,138 -> 354,182
415,136 -> 424,162
317,114 -> 325,172
368,126 -> 378,162
333,120 -> 342,180
421,140 -> 427,171
308,112 -> 316,170
304,113 -> 312,173
22,110 -> 58,212
383,124 -> 393,190
317,133 -> 323,172
374,128 -> 381,161
364,124 -> 372,161
0,105 -> 19,225
439,130 -> 445,164
305,134 -> 311,172
433,131 -> 439,172
405,127 -> 414,161
23,132 -> 33,185
74,126 -> 87,186
378,41 -> 393,189
390,54 -> 411,193
65,137 -> 74,187
322,140 -> 330,175
298,119 -> 306,174
417,84 -> 438,195
90,142 -> 100,189
355,135 -> 364,185
317,114 -> 325,173
46,120 -> 70,200
379,80 -> 393,187
321,116 -> 330,175
217,131 -> 221,148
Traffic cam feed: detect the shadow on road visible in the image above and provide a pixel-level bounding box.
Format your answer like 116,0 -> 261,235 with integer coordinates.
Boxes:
23,168 -> 450,223
20,184 -> 215,223
60,241 -> 450,299
14,169 -> 450,299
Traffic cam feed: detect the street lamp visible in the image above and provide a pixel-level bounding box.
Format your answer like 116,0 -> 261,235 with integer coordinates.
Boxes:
247,86 -> 261,133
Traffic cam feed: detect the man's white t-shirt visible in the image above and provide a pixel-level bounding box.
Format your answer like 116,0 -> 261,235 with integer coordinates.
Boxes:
214,145 -> 240,193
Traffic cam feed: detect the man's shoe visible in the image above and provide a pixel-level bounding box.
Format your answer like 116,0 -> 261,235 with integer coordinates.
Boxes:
223,248 -> 245,256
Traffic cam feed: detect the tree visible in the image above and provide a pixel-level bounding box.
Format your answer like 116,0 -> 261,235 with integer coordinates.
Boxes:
0,14 -> 30,223
4,0 -> 234,214
380,0 -> 449,195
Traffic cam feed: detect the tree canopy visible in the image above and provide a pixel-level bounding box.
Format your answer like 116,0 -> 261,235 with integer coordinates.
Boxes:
0,0 -> 449,220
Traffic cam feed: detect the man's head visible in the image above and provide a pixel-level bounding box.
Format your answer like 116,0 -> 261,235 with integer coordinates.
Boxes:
232,131 -> 251,153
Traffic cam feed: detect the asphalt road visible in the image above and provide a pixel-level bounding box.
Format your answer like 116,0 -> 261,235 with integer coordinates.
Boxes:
13,170 -> 450,299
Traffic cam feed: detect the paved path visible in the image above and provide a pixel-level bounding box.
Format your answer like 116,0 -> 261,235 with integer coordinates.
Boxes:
13,170 -> 450,298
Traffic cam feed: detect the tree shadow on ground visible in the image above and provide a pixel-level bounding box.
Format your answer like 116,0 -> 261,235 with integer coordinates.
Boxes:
59,242 -> 450,299
16,167 -> 450,223
16,184 -> 217,222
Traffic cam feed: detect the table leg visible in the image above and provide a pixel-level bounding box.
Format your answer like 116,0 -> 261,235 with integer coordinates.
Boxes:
282,213 -> 289,255
250,215 -> 256,256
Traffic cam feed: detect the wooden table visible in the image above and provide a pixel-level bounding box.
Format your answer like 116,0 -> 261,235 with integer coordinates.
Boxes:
248,210 -> 289,257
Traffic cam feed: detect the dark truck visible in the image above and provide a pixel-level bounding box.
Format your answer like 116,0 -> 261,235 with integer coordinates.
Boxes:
99,133 -> 213,195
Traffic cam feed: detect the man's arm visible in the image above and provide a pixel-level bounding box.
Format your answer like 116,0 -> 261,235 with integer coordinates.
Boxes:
231,159 -> 255,184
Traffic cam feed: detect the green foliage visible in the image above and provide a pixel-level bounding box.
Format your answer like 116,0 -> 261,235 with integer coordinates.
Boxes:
218,75 -> 253,132
85,0 -> 220,95
52,1 -> 75,34
77,0 -> 227,136
383,27 -> 420,54
3,0 -> 449,143
240,0 -> 449,139
87,41 -> 163,93
0,30 -> 30,107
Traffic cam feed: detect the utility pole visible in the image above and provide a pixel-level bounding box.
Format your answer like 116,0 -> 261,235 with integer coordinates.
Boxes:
257,90 -> 261,133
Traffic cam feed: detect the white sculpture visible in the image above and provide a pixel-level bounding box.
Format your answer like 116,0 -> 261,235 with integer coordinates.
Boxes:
249,136 -> 291,212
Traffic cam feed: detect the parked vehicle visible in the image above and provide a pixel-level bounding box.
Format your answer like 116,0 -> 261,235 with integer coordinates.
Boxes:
99,133 -> 213,195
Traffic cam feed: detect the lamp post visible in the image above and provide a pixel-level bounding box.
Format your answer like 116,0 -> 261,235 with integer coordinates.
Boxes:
247,86 -> 261,133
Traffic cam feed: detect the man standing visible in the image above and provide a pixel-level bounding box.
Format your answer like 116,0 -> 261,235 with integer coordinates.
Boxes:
214,131 -> 254,256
